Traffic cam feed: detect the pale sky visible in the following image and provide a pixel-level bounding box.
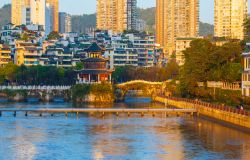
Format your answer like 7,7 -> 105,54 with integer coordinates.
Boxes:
1,0 -> 250,24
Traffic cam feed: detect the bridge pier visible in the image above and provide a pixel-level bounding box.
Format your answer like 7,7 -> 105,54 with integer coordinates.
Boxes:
141,112 -> 144,117
127,112 -> 130,117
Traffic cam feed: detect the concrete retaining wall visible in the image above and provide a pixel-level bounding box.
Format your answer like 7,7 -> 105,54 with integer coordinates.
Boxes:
155,96 -> 250,129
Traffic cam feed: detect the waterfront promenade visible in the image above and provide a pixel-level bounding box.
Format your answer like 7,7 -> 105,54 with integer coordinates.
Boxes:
155,96 -> 250,129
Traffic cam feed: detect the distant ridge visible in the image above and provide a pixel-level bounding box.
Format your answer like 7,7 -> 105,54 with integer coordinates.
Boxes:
0,4 -> 214,36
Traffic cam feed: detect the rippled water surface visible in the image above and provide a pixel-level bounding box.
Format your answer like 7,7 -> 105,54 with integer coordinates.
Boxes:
0,102 -> 250,160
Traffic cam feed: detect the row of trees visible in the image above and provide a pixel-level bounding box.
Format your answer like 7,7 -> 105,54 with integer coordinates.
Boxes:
112,60 -> 179,83
179,39 -> 242,97
0,63 -> 76,85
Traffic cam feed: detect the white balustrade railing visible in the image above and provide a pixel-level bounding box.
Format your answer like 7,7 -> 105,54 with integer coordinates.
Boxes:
0,85 -> 72,90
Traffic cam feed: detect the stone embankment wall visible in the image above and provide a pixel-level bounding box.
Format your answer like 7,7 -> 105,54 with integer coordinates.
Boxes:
155,96 -> 250,129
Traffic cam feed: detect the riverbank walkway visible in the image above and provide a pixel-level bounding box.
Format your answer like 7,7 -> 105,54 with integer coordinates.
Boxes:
0,108 -> 197,117
156,96 -> 250,129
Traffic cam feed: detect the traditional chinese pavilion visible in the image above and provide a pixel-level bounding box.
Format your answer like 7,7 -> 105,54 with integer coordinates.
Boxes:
77,42 -> 113,84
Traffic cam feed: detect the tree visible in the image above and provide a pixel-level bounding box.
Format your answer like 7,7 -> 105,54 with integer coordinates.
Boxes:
74,62 -> 84,70
47,31 -> 61,40
180,39 -> 243,97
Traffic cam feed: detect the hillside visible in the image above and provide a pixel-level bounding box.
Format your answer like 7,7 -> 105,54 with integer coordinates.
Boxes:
199,22 -> 214,36
0,4 -> 11,28
137,7 -> 156,32
137,7 -> 214,36
71,14 -> 96,33
0,4 -> 214,36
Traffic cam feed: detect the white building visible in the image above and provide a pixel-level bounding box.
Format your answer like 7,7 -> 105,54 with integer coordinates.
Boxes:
136,19 -> 146,32
30,0 -> 46,26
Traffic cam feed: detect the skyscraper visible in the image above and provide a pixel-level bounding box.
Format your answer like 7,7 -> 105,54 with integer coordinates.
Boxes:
156,0 -> 199,55
214,0 -> 248,40
13,0 -> 45,26
30,0 -> 45,26
46,0 -> 59,32
12,0 -> 30,25
96,0 -> 137,34
45,3 -> 53,35
59,12 -> 72,33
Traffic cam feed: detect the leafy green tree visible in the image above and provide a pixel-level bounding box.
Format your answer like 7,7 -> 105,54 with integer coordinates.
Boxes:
74,62 -> 84,70
47,31 -> 60,40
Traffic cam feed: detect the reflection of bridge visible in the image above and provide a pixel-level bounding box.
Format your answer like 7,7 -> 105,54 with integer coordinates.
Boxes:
0,108 -> 198,117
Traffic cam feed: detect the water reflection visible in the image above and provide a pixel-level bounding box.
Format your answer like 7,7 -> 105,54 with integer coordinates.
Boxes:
0,103 -> 250,160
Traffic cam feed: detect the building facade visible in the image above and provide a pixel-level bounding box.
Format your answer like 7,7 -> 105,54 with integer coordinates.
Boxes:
96,0 -> 137,34
30,0 -> 46,26
156,0 -> 199,56
46,0 -> 59,32
12,0 -> 30,25
45,3 -> 53,36
59,12 -> 72,33
0,44 -> 12,66
15,41 -> 43,66
242,43 -> 250,97
214,0 -> 248,40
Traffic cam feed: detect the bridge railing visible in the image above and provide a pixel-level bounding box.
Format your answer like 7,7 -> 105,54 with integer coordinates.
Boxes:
160,96 -> 250,116
0,85 -> 72,90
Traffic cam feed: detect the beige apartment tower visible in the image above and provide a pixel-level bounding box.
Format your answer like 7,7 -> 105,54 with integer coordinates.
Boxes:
156,0 -> 199,55
11,0 -> 30,25
214,0 -> 248,40
97,0 -> 137,33
46,0 -> 59,32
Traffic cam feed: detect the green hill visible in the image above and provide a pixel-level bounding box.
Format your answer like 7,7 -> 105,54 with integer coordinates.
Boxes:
71,14 -> 96,33
0,4 -> 11,28
0,4 -> 214,36
137,7 -> 214,36
199,22 -> 214,36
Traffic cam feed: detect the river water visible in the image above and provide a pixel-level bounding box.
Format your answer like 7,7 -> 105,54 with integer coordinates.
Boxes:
0,102 -> 250,160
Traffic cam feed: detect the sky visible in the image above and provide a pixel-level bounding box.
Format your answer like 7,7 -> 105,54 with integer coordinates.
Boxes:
0,0 -> 249,24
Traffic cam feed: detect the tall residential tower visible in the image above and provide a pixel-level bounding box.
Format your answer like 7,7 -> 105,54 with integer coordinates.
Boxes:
12,0 -> 30,25
46,0 -> 59,32
214,0 -> 248,40
59,12 -> 72,33
97,0 -> 137,34
156,0 -> 199,55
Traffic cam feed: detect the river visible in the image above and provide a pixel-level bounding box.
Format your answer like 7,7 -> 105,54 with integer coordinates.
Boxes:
0,102 -> 250,160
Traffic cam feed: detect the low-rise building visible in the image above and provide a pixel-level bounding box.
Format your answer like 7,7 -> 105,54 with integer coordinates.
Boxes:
15,41 -> 42,66
39,45 -> 80,67
175,38 -> 197,65
242,43 -> 250,96
0,44 -> 12,66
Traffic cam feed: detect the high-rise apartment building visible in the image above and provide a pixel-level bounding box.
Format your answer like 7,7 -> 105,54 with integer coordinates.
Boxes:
59,12 -> 72,33
14,0 -> 45,26
156,0 -> 199,55
45,3 -> 53,35
46,0 -> 59,32
214,0 -> 248,40
97,0 -> 137,34
30,0 -> 45,26
12,0 -> 30,25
